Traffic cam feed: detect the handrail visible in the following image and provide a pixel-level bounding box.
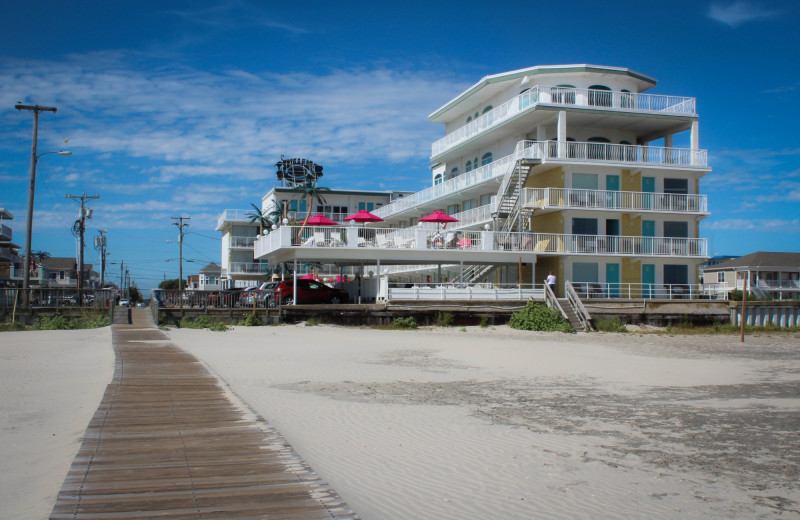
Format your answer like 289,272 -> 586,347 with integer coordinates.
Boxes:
544,284 -> 569,321
521,187 -> 708,214
433,85 -> 696,157
565,281 -> 593,331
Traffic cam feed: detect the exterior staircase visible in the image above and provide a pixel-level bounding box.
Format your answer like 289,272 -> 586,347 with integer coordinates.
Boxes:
495,160 -> 534,236
558,298 -> 587,332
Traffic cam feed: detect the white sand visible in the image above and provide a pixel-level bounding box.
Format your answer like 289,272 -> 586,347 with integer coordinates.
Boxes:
0,328 -> 114,520
172,324 -> 800,520
3,324 -> 797,519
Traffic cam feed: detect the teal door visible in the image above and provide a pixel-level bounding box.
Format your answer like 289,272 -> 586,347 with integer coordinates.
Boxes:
642,264 -> 655,298
606,263 -> 620,297
606,175 -> 620,207
642,220 -> 655,254
642,176 -> 655,209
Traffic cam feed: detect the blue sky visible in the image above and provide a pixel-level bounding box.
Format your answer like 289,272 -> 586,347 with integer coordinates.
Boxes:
1,0 -> 798,291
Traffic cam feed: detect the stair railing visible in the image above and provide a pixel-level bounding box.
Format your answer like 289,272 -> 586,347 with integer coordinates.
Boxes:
565,281 -> 594,331
544,283 -> 569,321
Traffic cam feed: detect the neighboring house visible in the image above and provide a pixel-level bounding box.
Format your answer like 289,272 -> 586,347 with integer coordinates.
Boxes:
198,262 -> 222,291
0,207 -> 23,286
701,252 -> 800,300
40,257 -> 98,289
251,64 -> 710,299
186,274 -> 199,290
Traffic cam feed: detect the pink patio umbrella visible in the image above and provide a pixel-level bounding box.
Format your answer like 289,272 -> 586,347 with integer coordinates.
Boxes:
305,214 -> 339,226
343,209 -> 384,226
418,210 -> 459,228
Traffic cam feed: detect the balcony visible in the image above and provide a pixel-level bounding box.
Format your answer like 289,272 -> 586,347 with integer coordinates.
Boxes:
254,225 -> 707,260
229,235 -> 257,249
0,223 -> 11,241
432,85 -> 696,157
521,188 -> 708,215
216,209 -> 256,231
376,140 -> 707,220
227,262 -> 270,276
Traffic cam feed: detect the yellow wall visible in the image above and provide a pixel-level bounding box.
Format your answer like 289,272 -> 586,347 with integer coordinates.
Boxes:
622,213 -> 640,236
621,257 -> 640,285
535,257 -> 563,296
531,211 -> 564,234
622,169 -> 641,191
527,167 -> 564,189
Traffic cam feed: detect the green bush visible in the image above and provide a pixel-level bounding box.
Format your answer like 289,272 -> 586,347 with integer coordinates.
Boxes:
179,315 -> 228,331
394,316 -> 418,329
594,316 -> 627,333
34,313 -> 72,330
433,312 -> 455,327
305,316 -> 321,326
479,316 -> 489,328
509,302 -> 572,332
237,314 -> 264,327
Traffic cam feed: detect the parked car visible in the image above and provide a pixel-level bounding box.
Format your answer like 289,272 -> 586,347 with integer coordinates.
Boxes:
269,279 -> 348,306
208,287 -> 243,307
238,283 -> 278,307
119,298 -> 130,307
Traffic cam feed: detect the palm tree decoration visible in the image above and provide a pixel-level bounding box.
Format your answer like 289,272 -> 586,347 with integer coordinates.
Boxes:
291,175 -> 330,241
247,201 -> 283,235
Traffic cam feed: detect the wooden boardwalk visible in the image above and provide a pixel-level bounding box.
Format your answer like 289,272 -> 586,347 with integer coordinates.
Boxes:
51,308 -> 357,519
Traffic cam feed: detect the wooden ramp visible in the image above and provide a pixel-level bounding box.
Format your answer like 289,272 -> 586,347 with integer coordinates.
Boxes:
51,308 -> 357,519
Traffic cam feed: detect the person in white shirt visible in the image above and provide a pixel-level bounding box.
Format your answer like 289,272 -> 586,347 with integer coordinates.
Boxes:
546,271 -> 556,293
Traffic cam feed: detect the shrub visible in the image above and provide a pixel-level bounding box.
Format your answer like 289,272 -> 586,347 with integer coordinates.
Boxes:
394,316 -> 418,329
509,302 -> 572,332
433,312 -> 455,327
594,316 -> 627,333
34,313 -> 71,330
305,316 -> 321,327
479,316 -> 489,328
237,314 -> 264,327
179,315 -> 228,331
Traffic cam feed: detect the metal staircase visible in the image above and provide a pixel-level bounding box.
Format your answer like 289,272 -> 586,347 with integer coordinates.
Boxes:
452,264 -> 497,285
495,160 -> 534,236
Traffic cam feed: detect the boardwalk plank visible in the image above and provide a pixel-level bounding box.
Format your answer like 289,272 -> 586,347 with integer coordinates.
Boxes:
50,309 -> 357,520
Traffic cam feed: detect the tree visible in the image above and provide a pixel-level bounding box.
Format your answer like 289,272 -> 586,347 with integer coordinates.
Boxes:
128,283 -> 142,303
159,279 -> 181,290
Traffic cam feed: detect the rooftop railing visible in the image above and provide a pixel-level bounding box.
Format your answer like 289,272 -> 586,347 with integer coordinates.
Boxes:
432,85 -> 696,157
521,187 -> 708,214
217,209 -> 255,230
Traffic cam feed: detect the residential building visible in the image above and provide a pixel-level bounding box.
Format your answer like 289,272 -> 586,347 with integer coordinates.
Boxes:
253,64 -> 710,300
0,207 -> 23,286
701,252 -> 800,300
39,257 -> 100,289
197,262 -> 222,291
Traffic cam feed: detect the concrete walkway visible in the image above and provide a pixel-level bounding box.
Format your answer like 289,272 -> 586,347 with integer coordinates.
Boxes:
51,308 -> 357,519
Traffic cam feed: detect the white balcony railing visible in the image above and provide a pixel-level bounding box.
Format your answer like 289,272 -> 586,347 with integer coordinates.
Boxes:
227,262 -> 270,276
254,226 -> 707,258
521,188 -> 708,214
217,209 -> 255,230
376,140 -> 707,220
0,223 -> 12,241
432,85 -> 696,157
229,236 -> 257,249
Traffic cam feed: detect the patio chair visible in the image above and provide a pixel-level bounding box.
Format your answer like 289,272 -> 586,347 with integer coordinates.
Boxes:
314,231 -> 326,247
533,239 -> 550,252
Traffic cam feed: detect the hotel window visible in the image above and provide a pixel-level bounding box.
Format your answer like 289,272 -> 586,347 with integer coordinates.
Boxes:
474,157 -> 479,168
588,85 -> 612,107
434,173 -> 443,185
482,105 -> 493,114
587,136 -> 611,160
551,84 -> 576,104
481,152 -> 493,166
466,116 -> 472,123
465,160 -> 472,172
463,199 -> 476,211
474,112 -> 479,119
664,221 -> 689,238
447,203 -> 460,215
664,264 -> 689,286
620,89 -> 633,108
664,178 -> 689,194
450,167 -> 459,179
572,218 -> 598,235
480,194 -> 491,206
519,88 -> 531,109
358,202 -> 375,211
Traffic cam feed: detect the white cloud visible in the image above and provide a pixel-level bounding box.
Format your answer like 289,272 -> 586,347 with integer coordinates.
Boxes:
706,218 -> 800,231
707,1 -> 779,28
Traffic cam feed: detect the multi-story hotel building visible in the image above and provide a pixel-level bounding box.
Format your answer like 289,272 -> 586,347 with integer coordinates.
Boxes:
252,64 -> 709,300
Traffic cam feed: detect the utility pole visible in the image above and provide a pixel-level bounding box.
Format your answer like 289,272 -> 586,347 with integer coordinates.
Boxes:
172,216 -> 190,313
94,229 -> 108,289
66,193 -> 99,302
15,104 -> 57,299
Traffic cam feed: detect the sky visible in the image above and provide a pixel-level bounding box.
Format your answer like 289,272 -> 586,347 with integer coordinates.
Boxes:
1,0 -> 798,292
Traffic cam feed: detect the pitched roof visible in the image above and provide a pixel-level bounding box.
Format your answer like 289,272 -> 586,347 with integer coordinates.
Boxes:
40,257 -> 95,270
704,251 -> 800,271
199,262 -> 221,274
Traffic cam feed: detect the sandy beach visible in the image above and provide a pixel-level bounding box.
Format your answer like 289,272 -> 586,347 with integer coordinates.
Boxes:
1,324 -> 798,519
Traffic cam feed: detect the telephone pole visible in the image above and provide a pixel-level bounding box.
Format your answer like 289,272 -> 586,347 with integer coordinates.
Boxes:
172,216 -> 190,312
67,193 -> 99,299
94,229 -> 108,289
